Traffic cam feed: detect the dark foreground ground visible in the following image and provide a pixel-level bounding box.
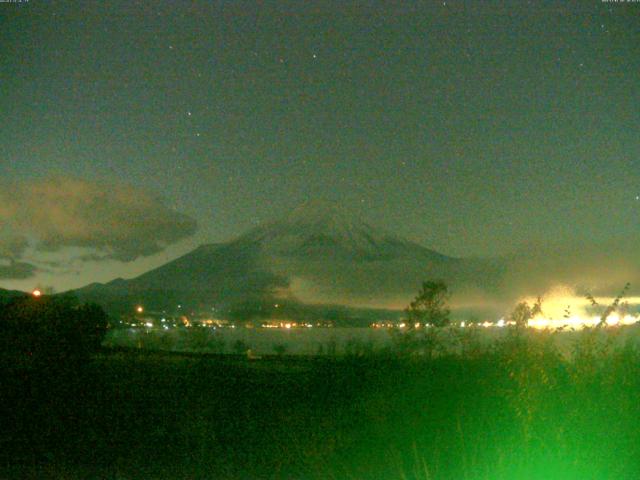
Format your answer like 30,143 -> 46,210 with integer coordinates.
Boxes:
3,333 -> 640,480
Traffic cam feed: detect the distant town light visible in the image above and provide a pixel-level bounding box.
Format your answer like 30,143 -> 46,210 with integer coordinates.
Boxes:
136,306 -> 144,313
32,289 -> 42,298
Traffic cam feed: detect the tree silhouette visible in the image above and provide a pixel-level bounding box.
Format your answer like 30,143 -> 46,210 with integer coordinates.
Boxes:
405,280 -> 451,328
586,282 -> 631,328
0,294 -> 108,369
510,302 -> 533,329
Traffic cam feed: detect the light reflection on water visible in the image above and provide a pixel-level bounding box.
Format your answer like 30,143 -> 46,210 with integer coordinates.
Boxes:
104,324 -> 640,357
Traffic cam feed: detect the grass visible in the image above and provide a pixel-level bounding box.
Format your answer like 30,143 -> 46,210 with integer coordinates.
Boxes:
2,327 -> 640,479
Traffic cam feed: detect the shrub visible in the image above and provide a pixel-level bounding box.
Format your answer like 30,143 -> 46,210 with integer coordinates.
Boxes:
273,343 -> 288,356
0,294 -> 108,370
232,339 -> 250,355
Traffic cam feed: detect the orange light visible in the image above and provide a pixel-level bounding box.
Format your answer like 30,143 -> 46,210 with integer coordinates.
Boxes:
136,306 -> 143,313
32,289 -> 42,297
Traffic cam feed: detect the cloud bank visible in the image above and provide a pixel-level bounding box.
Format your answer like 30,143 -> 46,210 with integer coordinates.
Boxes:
0,177 -> 198,278
0,260 -> 38,280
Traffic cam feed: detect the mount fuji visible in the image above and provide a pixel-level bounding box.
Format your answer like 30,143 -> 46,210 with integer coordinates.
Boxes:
72,202 -> 504,318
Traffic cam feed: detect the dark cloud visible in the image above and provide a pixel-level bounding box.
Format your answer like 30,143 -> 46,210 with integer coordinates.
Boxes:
0,228 -> 33,279
0,260 -> 37,279
0,177 -> 198,271
0,234 -> 29,260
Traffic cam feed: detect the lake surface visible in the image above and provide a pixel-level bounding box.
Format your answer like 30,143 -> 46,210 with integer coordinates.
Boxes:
104,324 -> 640,357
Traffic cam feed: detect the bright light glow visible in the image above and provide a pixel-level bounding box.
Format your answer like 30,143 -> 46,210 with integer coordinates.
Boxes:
136,306 -> 144,313
519,286 -> 640,318
516,286 -> 640,331
32,289 -> 42,297
526,313 -> 639,330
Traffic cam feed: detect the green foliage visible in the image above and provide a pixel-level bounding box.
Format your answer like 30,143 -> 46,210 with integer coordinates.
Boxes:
1,294 -> 109,464
450,324 -> 483,358
531,296 -> 543,317
209,332 -> 226,354
311,338 -> 340,356
0,294 -> 108,369
5,282 -> 640,479
273,343 -> 287,356
391,280 -> 451,358
510,296 -> 543,329
4,328 -> 640,479
587,282 -> 630,327
390,325 -> 440,359
232,339 -> 249,355
186,326 -> 212,351
510,301 -> 533,328
344,336 -> 375,357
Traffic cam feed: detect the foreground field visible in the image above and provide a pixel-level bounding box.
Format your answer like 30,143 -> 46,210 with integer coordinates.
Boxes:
3,329 -> 640,479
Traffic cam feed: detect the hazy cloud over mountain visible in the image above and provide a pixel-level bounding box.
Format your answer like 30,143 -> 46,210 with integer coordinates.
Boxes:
0,234 -> 29,261
0,261 -> 37,280
0,177 -> 198,277
0,229 -> 35,280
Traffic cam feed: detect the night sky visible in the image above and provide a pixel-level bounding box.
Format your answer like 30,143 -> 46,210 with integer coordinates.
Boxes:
1,0 -> 639,292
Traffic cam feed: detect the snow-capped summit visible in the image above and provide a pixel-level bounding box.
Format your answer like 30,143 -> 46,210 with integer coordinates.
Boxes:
237,200 -> 444,261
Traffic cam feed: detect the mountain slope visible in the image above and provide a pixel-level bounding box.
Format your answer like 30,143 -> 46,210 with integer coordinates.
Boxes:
0,287 -> 28,305
72,202 -> 504,315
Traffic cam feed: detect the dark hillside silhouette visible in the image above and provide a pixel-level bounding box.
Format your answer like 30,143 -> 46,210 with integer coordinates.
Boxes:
0,294 -> 109,464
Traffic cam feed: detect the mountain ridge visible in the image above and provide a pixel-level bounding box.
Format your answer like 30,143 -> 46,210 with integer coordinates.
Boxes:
71,202 -> 504,317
